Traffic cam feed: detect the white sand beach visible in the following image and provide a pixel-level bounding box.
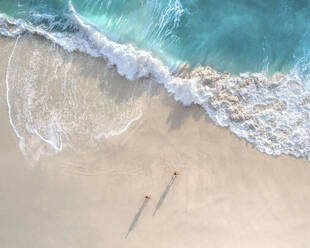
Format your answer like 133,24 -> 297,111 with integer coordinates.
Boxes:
1,36 -> 310,248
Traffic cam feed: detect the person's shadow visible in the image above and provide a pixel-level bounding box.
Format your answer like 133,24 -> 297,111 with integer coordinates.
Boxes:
125,198 -> 149,238
153,175 -> 177,216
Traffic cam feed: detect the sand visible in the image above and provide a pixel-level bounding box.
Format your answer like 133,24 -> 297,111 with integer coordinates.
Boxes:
1,35 -> 310,248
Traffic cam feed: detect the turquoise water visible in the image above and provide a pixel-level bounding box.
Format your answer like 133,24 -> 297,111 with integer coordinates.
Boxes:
1,0 -> 310,74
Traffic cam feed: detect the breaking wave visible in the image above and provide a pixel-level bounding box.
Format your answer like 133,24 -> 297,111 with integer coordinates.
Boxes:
1,0 -> 310,160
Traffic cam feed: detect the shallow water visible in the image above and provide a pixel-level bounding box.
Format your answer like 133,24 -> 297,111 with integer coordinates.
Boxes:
4,35 -> 147,162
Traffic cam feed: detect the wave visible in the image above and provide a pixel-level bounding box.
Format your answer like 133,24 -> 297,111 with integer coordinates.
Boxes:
1,4 -> 310,161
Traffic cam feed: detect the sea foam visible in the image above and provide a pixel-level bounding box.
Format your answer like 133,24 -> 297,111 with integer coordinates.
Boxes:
1,4 -> 310,161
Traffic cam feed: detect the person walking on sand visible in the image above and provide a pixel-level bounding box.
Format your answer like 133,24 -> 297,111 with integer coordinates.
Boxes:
145,192 -> 152,199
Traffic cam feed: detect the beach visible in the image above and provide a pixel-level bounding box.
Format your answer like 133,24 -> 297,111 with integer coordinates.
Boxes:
1,35 -> 310,247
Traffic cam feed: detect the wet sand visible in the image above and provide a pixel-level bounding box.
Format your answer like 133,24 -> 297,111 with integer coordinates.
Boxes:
1,35 -> 310,248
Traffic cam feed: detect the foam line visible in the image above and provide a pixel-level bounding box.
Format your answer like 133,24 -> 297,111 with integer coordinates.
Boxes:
5,36 -> 25,147
95,110 -> 143,139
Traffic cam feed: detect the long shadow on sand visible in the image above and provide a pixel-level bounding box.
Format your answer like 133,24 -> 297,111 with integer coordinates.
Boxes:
153,175 -> 176,216
125,198 -> 149,239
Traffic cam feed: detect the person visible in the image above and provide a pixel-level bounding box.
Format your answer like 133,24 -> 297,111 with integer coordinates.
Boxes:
145,192 -> 152,199
174,170 -> 180,176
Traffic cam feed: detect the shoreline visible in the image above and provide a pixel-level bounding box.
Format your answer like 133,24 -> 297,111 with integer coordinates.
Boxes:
1,35 -> 310,247
0,31 -> 310,161
2,14 -> 309,160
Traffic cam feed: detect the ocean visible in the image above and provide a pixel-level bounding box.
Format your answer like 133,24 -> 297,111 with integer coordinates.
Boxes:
1,0 -> 310,160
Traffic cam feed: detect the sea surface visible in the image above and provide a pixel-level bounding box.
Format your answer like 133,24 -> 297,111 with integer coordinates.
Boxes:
1,0 -> 310,160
